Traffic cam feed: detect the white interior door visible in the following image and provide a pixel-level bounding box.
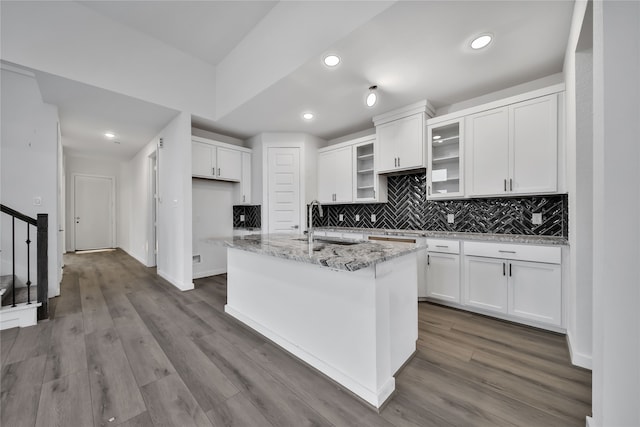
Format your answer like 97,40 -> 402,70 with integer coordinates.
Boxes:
74,175 -> 114,251
267,147 -> 300,233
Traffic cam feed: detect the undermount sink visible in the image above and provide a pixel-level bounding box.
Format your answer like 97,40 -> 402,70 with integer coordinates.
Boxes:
294,237 -> 360,246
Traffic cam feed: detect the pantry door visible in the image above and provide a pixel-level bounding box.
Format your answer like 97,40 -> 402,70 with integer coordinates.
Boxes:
74,174 -> 115,251
267,147 -> 301,234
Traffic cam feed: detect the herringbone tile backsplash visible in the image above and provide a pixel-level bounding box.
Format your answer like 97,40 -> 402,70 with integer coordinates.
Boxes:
311,172 -> 568,236
232,205 -> 261,228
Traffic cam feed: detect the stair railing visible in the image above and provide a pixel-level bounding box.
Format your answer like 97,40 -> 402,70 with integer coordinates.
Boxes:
1,204 -> 48,320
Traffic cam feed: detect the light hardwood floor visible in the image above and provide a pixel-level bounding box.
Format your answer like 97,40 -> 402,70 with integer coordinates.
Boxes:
1,249 -> 591,426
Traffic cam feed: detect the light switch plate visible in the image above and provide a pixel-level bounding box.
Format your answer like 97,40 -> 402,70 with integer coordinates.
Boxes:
355,214 -> 360,221
339,214 -> 344,222
371,213 -> 376,223
240,214 -> 245,222
532,213 -> 542,225
447,213 -> 455,224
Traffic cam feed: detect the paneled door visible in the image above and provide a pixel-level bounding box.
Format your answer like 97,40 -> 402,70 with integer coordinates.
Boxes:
267,147 -> 301,233
74,175 -> 114,251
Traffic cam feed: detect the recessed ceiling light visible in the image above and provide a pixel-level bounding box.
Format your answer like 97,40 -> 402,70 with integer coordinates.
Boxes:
104,132 -> 116,139
302,112 -> 314,120
323,54 -> 340,67
471,34 -> 492,50
366,85 -> 378,107
433,135 -> 441,140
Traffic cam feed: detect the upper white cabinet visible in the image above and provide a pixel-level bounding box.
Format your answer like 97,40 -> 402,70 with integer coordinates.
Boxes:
467,93 -> 559,196
317,135 -> 387,204
373,100 -> 434,174
318,146 -> 353,203
192,136 -> 250,186
427,118 -> 464,199
239,151 -> 252,204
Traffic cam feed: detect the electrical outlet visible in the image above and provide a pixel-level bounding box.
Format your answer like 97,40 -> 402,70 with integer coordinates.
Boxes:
371,213 -> 376,223
532,213 -> 542,225
339,213 -> 344,222
240,214 -> 245,222
355,214 -> 360,221
33,197 -> 42,206
447,213 -> 455,224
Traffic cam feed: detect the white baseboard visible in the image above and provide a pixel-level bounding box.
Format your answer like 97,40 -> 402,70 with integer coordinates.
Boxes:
119,247 -> 149,267
586,415 -> 594,427
193,267 -> 227,279
566,330 -> 593,370
157,269 -> 194,291
0,302 -> 41,330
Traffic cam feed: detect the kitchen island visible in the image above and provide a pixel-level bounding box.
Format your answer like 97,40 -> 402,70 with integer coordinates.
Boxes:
219,234 -> 425,409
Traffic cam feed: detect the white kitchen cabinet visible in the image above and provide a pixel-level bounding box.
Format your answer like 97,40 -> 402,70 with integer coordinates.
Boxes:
376,113 -> 425,173
192,137 -> 247,183
239,151 -> 252,204
317,146 -> 352,203
463,241 -> 562,328
427,117 -> 464,199
373,100 -> 433,174
426,252 -> 460,303
467,93 -> 558,196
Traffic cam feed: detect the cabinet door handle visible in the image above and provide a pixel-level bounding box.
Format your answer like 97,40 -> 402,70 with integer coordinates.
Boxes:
503,262 -> 506,276
398,157 -> 400,167
498,250 -> 516,254
504,179 -> 507,191
510,178 -> 513,191
427,254 -> 430,266
509,263 -> 512,277
243,195 -> 245,202
218,168 -> 221,176
212,167 -> 215,176
428,185 -> 431,196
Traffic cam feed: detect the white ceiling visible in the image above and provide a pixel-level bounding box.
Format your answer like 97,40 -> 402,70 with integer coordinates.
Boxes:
13,0 -> 575,157
34,71 -> 179,160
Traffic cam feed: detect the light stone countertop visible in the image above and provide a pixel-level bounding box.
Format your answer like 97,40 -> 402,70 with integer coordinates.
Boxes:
210,233 -> 426,272
316,227 -> 568,246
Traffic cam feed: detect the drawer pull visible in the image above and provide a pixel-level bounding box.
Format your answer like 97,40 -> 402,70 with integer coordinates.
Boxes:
498,250 -> 516,254
503,262 -> 506,276
435,245 -> 449,248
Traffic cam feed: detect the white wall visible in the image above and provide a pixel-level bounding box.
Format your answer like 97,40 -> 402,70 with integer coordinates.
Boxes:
0,66 -> 61,297
1,1 -> 217,119
155,113 -> 193,290
192,179 -> 233,278
563,0 -> 593,369
64,154 -> 123,252
591,1 -> 640,425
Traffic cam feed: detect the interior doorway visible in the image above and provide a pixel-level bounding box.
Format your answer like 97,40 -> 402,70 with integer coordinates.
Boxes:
73,174 -> 115,251
267,147 -> 301,234
149,151 -> 158,267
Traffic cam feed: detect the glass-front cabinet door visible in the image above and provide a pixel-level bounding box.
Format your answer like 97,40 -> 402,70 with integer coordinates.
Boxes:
427,117 -> 464,199
354,140 -> 376,201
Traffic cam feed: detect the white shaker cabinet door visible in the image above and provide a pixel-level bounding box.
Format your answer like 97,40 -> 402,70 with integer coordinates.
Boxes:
467,107 -> 510,196
510,94 -> 558,194
217,147 -> 242,181
426,252 -> 460,303
192,141 -> 215,178
508,260 -> 562,326
464,256 -> 508,314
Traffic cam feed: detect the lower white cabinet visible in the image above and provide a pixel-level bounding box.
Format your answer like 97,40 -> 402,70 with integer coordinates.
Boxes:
426,252 -> 460,303
425,239 -> 460,303
463,241 -> 562,328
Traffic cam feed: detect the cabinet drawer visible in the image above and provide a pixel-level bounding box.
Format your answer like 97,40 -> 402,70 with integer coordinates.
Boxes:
426,239 -> 459,254
463,241 -> 560,264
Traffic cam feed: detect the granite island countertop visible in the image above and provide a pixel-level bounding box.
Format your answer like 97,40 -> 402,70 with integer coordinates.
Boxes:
211,233 -> 426,272
316,227 -> 568,246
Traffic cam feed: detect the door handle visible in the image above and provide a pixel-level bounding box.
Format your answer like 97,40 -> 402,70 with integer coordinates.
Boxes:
509,263 -> 512,277
427,254 -> 430,266
503,262 -> 505,276
510,178 -> 513,191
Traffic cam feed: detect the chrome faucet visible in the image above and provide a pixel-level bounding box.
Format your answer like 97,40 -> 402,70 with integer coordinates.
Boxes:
308,200 -> 323,243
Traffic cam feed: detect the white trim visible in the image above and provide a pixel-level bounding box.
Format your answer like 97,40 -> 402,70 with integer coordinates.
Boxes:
373,99 -> 435,126
147,150 -> 158,267
318,134 -> 375,153
191,135 -> 252,153
566,329 -> 593,370
0,61 -> 36,78
586,416 -> 594,427
193,267 -> 226,279
157,269 -> 194,291
427,83 -> 566,125
71,173 -> 116,252
0,302 -> 41,330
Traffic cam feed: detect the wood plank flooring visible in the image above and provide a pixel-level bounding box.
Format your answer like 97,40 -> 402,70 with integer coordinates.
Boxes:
0,249 -> 592,426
